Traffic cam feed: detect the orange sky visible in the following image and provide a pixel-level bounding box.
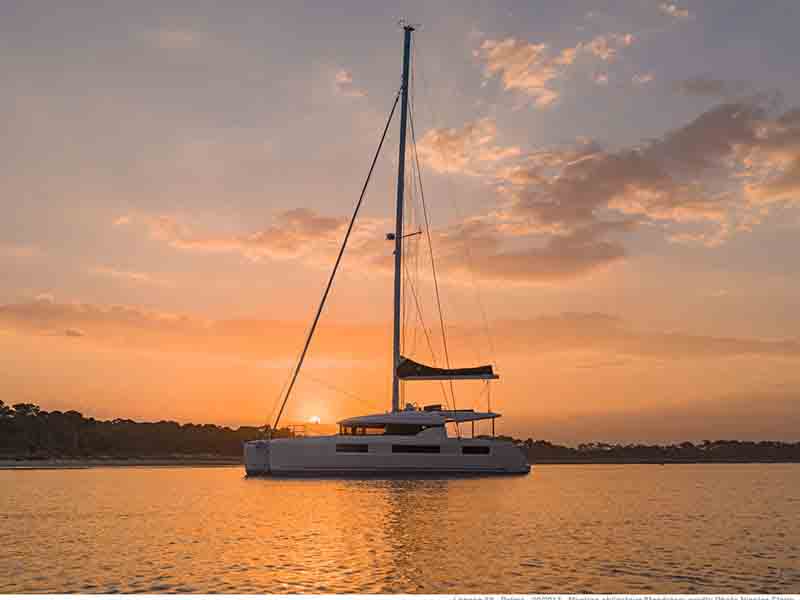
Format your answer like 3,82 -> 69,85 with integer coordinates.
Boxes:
2,2 -> 800,442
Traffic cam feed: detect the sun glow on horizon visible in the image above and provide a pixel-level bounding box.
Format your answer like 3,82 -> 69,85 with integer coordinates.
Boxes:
308,415 -> 321,424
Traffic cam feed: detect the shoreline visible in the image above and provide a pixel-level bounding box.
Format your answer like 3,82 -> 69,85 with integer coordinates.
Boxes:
3,457 -> 800,470
0,457 -> 242,470
531,458 -> 800,464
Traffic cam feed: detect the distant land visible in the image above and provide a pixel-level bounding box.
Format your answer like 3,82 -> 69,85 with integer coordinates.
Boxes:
2,401 -> 799,466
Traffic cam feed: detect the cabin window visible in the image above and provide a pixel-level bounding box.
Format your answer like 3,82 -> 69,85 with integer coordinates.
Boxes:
391,445 -> 440,454
362,426 -> 386,435
336,443 -> 369,453
339,425 -> 386,436
462,446 -> 490,455
385,423 -> 429,435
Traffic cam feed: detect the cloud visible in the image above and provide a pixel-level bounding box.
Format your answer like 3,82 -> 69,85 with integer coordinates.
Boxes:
674,76 -> 748,98
127,201 -> 626,284
125,100 -> 800,283
494,312 -> 800,359
129,208 -> 389,269
0,296 -> 381,361
475,34 -> 634,106
658,2 -> 692,19
632,73 -> 654,86
486,98 -> 800,249
746,160 -> 800,205
90,266 -> 173,288
334,69 -> 366,97
655,101 -> 765,171
531,388 -> 800,445
0,244 -> 40,259
3,298 -> 799,364
583,33 -> 635,61
430,219 -> 629,283
149,208 -> 345,259
0,295 -> 198,345
736,108 -> 800,205
496,144 -> 689,233
476,38 -> 576,107
416,118 -> 520,176
142,29 -> 201,50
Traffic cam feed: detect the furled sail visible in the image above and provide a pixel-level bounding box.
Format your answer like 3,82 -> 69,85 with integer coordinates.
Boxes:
396,356 -> 499,380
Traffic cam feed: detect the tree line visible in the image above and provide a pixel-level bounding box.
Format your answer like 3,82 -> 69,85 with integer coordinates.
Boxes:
0,401 -> 288,459
516,438 -> 800,463
2,401 -> 798,461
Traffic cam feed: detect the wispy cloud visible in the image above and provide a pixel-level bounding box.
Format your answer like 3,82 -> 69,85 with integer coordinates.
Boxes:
3,298 -> 799,362
659,2 -> 692,19
421,97 -> 800,257
674,76 -> 748,98
334,69 -> 366,97
416,118 -> 521,176
583,33 -> 635,61
489,101 -> 770,248
123,208 -> 388,268
475,38 -> 579,107
433,219 -> 630,283
475,33 -> 635,107
140,28 -> 203,50
0,243 -> 41,259
120,97 -> 800,283
90,266 -> 173,288
0,296 -> 378,360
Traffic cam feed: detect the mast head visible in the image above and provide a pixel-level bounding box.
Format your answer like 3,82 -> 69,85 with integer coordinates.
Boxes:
398,19 -> 419,32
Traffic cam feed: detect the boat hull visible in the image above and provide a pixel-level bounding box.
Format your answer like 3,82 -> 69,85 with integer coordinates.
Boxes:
244,435 -> 530,476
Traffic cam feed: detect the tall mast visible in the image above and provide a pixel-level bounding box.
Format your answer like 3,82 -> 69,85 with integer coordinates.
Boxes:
392,25 -> 414,413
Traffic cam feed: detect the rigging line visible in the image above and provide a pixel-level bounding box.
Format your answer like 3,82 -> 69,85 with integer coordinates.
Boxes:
409,160 -> 422,357
264,333 -> 311,434
402,169 -> 418,396
265,361 -> 295,433
401,175 -> 410,354
408,101 -> 460,437
402,168 -> 415,357
408,36 -> 422,360
272,91 -> 401,431
407,51 -> 423,360
302,373 -> 370,405
402,164 -> 413,355
402,258 -> 452,410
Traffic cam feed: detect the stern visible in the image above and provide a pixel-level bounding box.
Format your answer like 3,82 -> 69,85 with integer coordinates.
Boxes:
244,440 -> 271,476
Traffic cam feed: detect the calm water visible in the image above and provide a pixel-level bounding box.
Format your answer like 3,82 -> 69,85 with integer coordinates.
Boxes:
1,464 -> 798,593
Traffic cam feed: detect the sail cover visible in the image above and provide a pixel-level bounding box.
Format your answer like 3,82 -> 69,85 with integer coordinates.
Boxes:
396,356 -> 498,380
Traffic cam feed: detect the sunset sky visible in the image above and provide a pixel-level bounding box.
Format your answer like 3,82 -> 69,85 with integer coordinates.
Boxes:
2,1 -> 800,443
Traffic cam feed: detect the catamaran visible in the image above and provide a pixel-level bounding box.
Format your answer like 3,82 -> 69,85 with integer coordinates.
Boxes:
244,25 -> 530,476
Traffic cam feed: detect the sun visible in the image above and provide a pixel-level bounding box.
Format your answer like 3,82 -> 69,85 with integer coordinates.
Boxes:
308,415 -> 321,424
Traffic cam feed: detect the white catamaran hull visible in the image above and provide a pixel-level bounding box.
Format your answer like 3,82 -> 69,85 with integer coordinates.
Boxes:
244,436 -> 530,476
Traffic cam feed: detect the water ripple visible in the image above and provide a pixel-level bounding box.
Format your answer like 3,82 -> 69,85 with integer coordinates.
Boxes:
0,464 -> 799,593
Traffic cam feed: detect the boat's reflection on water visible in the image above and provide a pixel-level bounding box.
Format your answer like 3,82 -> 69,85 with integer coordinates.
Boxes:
245,468 -> 530,590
